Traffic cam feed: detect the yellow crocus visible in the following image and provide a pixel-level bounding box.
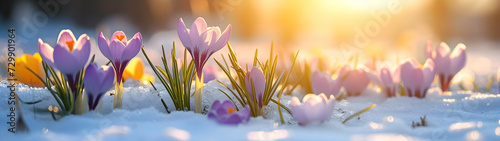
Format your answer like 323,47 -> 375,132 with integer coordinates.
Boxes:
122,57 -> 155,85
14,53 -> 45,87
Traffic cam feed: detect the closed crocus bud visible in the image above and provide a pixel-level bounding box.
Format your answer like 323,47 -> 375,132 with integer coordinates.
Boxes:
208,100 -> 251,125
367,63 -> 401,97
98,31 -> 143,84
311,71 -> 342,97
338,65 -> 370,97
425,42 -> 466,92
122,57 -> 144,81
291,94 -> 335,126
14,53 -> 45,87
38,29 -> 91,92
177,17 -> 231,78
83,63 -> 115,110
400,58 -> 435,98
245,67 -> 265,107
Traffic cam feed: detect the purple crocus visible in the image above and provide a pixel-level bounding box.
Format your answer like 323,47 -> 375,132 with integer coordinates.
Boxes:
38,29 -> 91,92
245,67 -> 265,108
83,63 -> 115,110
310,70 -> 342,98
425,42 -> 466,92
338,65 -> 370,97
177,17 -> 232,78
367,64 -> 401,97
208,100 -> 251,125
291,94 -> 335,126
400,58 -> 435,98
98,31 -> 143,84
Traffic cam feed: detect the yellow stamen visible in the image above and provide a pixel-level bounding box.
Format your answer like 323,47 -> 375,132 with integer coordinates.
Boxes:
53,107 -> 59,113
116,35 -> 125,41
227,108 -> 236,114
66,41 -> 75,52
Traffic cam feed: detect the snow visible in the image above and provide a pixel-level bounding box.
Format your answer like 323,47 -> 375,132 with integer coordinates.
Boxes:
1,80 -> 500,141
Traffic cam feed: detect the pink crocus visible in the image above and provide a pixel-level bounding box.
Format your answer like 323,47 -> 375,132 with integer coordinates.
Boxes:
38,29 -> 91,92
83,63 -> 115,110
98,31 -> 143,84
245,67 -> 265,108
367,64 -> 401,97
291,94 -> 335,126
425,42 -> 466,92
177,17 -> 232,78
400,58 -> 435,98
338,65 -> 370,97
310,70 -> 342,97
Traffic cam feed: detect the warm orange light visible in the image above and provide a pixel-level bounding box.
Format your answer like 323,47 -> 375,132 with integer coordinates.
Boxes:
123,57 -> 144,80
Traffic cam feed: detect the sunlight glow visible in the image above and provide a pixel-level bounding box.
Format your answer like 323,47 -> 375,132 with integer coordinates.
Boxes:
442,99 -> 456,103
369,122 -> 384,129
385,116 -> 394,123
165,127 -> 190,141
495,127 -> 500,136
247,129 -> 289,140
449,122 -> 476,132
466,130 -> 481,141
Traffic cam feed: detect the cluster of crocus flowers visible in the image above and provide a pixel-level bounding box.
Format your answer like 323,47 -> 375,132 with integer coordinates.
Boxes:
291,94 -> 335,126
400,58 -> 435,98
245,67 -> 266,108
98,31 -> 143,109
208,100 -> 251,125
38,29 -> 91,92
122,57 -> 155,85
338,65 -> 370,97
367,64 -> 401,97
83,63 -> 115,110
14,53 -> 45,87
177,17 -> 231,113
310,71 -> 342,98
425,42 -> 467,92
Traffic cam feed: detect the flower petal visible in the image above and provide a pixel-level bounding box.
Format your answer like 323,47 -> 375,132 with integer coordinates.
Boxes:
53,44 -> 80,75
71,34 -> 91,69
121,32 -> 142,61
37,39 -> 56,67
177,18 -> 192,48
211,25 -> 232,53
98,32 -> 113,61
111,31 -> 128,44
83,63 -> 101,95
450,43 -> 466,75
189,17 -> 208,42
109,39 -> 127,62
57,29 -> 76,45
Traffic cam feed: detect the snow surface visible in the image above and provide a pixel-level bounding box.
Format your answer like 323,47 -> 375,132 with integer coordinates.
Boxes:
1,80 -> 500,141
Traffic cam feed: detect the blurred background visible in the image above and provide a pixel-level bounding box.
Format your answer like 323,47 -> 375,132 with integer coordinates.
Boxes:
1,0 -> 500,82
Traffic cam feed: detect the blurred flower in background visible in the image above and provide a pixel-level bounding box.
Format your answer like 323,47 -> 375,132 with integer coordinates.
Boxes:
14,53 -> 44,87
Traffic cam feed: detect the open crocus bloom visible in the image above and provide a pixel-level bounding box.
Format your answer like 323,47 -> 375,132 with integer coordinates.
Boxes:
98,31 -> 143,84
38,29 -> 91,92
310,71 -> 342,98
291,94 -> 335,126
425,42 -> 466,92
177,17 -> 231,78
15,53 -> 45,87
400,58 -> 435,98
367,63 -> 401,97
338,65 -> 370,97
208,100 -> 251,125
83,63 -> 115,110
245,67 -> 265,108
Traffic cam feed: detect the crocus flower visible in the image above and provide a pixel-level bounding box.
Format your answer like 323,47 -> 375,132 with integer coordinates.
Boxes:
400,58 -> 435,98
291,94 -> 335,126
310,71 -> 342,97
208,100 -> 251,125
177,17 -> 232,78
425,42 -> 466,92
122,57 -> 155,85
14,53 -> 45,87
338,65 -> 370,96
367,64 -> 401,97
83,63 -> 115,110
38,29 -> 91,92
98,31 -> 143,84
245,67 -> 265,107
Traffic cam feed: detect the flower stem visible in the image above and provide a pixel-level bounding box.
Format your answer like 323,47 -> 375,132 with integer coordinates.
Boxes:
194,74 -> 204,113
113,82 -> 123,109
342,104 -> 376,124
